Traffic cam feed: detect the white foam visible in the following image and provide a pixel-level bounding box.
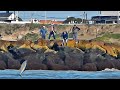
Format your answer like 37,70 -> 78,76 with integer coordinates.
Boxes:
102,68 -> 120,71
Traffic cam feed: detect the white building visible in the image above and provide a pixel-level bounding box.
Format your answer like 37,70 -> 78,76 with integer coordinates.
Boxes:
0,11 -> 15,22
92,11 -> 120,24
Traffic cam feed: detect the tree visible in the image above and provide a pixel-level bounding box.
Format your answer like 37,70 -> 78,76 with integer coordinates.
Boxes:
63,17 -> 76,24
63,17 -> 82,24
76,18 -> 82,23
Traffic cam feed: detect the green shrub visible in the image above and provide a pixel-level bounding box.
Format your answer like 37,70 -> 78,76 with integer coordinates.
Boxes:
21,33 -> 40,42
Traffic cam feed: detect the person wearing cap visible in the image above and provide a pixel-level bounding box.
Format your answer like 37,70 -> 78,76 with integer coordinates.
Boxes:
48,24 -> 56,40
39,26 -> 47,39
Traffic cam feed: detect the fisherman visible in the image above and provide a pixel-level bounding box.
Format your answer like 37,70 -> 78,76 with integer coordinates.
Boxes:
71,25 -> 80,43
61,31 -> 68,46
40,26 -> 47,39
48,24 -> 56,40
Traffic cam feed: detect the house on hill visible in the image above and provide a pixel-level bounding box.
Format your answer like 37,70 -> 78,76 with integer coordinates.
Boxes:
39,20 -> 63,24
0,11 -> 21,23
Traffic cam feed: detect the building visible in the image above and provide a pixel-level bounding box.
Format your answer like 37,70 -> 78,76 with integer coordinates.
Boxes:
91,11 -> 120,24
39,20 -> 63,24
0,11 -> 16,23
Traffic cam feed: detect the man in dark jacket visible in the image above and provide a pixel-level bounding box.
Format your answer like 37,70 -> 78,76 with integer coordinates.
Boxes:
72,25 -> 80,43
61,31 -> 68,46
48,24 -> 56,40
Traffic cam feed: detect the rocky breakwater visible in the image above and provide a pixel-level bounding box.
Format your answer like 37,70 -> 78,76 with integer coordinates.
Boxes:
0,39 -> 120,71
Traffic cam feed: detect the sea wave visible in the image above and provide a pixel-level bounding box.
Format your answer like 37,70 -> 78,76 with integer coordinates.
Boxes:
102,68 -> 120,71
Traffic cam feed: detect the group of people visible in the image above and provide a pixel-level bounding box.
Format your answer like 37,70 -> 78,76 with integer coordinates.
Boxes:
39,24 -> 80,46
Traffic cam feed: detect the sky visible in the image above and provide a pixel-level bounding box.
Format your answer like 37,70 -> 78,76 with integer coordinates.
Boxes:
0,11 -> 100,21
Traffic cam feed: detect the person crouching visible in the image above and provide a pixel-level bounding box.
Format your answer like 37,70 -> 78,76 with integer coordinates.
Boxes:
61,31 -> 68,46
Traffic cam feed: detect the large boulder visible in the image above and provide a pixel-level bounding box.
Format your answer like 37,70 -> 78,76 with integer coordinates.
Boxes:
110,59 -> 120,69
23,49 -> 47,70
96,59 -> 115,71
83,49 -> 106,64
81,63 -> 97,71
44,50 -> 66,70
0,52 -> 14,68
14,48 -> 36,58
0,60 -> 7,70
0,51 -> 21,69
64,47 -> 84,70
7,59 -> 21,69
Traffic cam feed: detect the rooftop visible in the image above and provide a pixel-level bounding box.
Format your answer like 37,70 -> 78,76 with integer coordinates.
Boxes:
0,13 -> 12,17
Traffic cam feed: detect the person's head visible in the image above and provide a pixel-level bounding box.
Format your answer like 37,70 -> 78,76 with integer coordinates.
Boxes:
65,31 -> 68,34
43,26 -> 45,29
74,25 -> 76,27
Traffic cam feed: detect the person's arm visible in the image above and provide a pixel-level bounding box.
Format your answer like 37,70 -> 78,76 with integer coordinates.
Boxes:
77,27 -> 80,31
40,29 -> 43,35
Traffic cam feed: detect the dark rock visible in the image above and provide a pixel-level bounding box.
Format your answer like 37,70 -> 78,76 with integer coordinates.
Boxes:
0,52 -> 14,68
0,60 -> 7,69
82,63 -> 97,71
64,48 -> 84,70
11,48 -> 35,59
96,59 -> 115,71
44,51 -> 66,70
47,64 -> 69,70
23,52 -> 47,70
83,49 -> 106,64
7,59 -> 21,69
110,60 -> 120,69
45,51 -> 64,65
26,63 -> 47,70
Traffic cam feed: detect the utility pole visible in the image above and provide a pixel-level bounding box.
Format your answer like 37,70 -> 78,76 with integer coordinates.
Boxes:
16,11 -> 19,21
84,11 -> 86,24
45,11 -> 46,24
117,11 -> 119,24
14,11 -> 15,20
86,12 -> 87,24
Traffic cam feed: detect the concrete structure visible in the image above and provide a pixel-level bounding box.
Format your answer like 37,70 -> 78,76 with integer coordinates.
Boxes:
91,11 -> 120,24
0,11 -> 21,23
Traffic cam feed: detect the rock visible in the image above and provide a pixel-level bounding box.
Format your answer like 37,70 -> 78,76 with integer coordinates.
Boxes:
26,63 -> 47,70
7,59 -> 21,69
83,49 -> 106,64
110,60 -> 120,69
0,60 -> 7,69
64,48 -> 84,70
23,51 -> 47,70
0,52 -> 14,68
82,63 -> 97,71
96,59 -> 114,71
44,51 -> 66,70
47,64 -> 69,70
16,48 -> 35,57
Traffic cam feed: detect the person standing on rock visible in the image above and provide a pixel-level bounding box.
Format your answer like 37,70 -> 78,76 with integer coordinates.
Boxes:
71,25 -> 80,43
48,24 -> 56,40
61,31 -> 68,46
40,26 -> 47,39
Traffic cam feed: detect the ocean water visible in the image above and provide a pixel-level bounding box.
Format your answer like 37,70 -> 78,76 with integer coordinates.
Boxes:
0,69 -> 120,79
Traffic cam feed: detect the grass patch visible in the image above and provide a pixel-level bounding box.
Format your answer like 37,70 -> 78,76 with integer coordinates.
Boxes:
95,33 -> 120,42
21,33 -> 40,42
